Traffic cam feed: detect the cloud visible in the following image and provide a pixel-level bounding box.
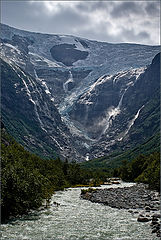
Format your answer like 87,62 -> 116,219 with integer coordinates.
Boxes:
110,2 -> 143,18
120,28 -> 151,43
145,2 -> 160,17
76,1 -> 114,13
1,1 -> 160,45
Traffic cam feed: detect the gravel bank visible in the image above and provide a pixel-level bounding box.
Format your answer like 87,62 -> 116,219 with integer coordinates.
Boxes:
81,183 -> 159,210
81,183 -> 160,238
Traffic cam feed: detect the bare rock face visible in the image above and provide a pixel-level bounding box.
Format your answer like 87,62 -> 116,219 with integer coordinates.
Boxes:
50,43 -> 88,66
69,53 -> 160,158
1,59 -> 83,161
1,23 -> 160,161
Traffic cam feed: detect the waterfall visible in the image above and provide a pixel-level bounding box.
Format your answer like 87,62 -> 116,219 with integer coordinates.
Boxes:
34,69 -> 39,79
101,83 -> 133,136
63,70 -> 74,93
11,64 -> 48,132
118,105 -> 144,141
117,87 -> 127,109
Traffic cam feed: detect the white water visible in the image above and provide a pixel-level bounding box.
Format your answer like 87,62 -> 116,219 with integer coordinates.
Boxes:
1,183 -> 158,240
100,67 -> 145,137
118,105 -> 144,141
101,86 -> 129,136
63,71 -> 74,93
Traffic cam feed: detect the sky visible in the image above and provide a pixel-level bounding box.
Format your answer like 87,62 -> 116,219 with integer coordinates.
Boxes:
1,0 -> 160,45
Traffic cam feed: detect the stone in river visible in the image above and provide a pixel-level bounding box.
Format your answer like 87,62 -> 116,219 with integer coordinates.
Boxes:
137,215 -> 151,222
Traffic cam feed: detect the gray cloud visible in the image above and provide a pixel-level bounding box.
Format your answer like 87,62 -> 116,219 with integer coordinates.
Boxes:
145,2 -> 160,16
1,1 -> 160,45
1,1 -> 44,32
120,28 -> 151,43
41,7 -> 90,35
76,1 -> 114,12
110,2 -> 143,18
137,31 -> 150,40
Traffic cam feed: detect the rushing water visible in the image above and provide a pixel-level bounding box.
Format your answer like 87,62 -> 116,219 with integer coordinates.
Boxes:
1,182 -> 158,240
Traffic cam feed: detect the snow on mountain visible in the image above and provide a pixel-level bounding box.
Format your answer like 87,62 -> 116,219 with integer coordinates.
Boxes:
59,35 -> 88,52
68,66 -> 146,141
1,23 -> 160,161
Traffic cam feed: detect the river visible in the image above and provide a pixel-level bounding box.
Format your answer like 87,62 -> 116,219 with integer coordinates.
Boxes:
1,182 -> 158,240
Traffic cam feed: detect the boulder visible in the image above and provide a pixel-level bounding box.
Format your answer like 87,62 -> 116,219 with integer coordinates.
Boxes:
152,228 -> 157,233
145,206 -> 151,211
152,213 -> 161,218
137,216 -> 151,222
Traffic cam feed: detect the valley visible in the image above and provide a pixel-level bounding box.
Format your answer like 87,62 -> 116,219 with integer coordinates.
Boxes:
1,23 -> 160,162
1,23 -> 160,240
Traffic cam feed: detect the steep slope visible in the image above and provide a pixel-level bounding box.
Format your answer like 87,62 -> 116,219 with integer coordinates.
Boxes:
1,125 -> 92,222
1,23 -> 160,106
1,59 -> 84,160
81,132 -> 160,170
1,23 -> 160,161
69,67 -> 145,139
69,53 -> 160,159
121,53 -> 160,144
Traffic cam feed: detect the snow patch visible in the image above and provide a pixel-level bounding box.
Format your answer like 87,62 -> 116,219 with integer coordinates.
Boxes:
4,43 -> 21,54
134,67 -> 145,80
41,81 -> 52,97
29,52 -> 61,67
60,36 -> 87,52
50,136 -> 63,151
45,89 -> 50,94
85,153 -> 90,161
10,64 -> 49,133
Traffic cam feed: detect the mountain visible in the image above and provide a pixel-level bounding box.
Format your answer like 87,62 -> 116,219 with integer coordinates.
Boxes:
77,52 -> 160,159
1,124 -> 93,222
1,59 -> 83,160
1,23 -> 160,161
81,132 -> 160,171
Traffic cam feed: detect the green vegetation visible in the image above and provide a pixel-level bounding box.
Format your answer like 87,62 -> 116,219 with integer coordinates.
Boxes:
81,188 -> 97,195
112,152 -> 160,192
1,124 -> 160,223
81,133 -> 160,193
1,127 -> 108,223
1,58 -> 58,159
81,132 -> 160,170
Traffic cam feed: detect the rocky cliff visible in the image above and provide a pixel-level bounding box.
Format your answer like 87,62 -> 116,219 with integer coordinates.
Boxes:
1,23 -> 160,161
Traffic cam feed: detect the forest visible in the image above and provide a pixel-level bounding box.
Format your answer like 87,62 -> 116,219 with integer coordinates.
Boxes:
1,124 -> 160,223
1,126 -> 107,223
113,152 -> 160,192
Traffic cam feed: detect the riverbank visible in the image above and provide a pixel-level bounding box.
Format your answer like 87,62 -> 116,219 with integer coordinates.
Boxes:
81,183 -> 160,238
2,182 -> 159,240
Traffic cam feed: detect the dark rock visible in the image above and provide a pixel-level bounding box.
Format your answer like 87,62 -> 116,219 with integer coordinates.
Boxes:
81,184 -> 159,213
145,206 -> 151,211
50,44 -> 88,66
150,221 -> 159,226
152,213 -> 161,218
128,210 -> 133,213
137,216 -> 151,222
152,216 -> 159,221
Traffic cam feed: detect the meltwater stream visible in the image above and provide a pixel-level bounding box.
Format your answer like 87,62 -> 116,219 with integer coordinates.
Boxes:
1,182 -> 158,240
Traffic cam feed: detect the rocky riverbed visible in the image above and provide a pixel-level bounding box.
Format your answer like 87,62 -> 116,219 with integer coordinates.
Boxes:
81,183 -> 160,238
